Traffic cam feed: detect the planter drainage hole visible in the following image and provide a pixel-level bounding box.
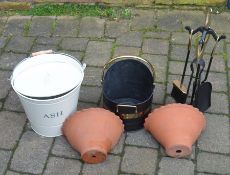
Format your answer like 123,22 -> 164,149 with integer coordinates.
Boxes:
92,155 -> 97,158
176,150 -> 182,153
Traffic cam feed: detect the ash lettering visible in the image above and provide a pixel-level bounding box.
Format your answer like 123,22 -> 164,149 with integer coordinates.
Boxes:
44,111 -> 63,118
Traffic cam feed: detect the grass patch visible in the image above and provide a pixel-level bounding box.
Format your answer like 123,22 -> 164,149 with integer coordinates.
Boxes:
111,43 -> 117,57
0,3 -> 132,19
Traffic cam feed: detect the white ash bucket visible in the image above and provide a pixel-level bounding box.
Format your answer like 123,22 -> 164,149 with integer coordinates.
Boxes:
11,50 -> 86,137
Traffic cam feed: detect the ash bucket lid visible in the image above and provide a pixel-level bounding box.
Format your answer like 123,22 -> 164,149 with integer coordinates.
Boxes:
11,52 -> 85,99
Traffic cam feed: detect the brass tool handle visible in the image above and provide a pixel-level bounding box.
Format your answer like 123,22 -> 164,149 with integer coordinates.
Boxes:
205,8 -> 211,27
101,55 -> 155,83
196,9 -> 212,60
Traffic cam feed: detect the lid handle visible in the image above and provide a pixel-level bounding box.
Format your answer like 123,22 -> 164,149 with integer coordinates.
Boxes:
31,50 -> 53,57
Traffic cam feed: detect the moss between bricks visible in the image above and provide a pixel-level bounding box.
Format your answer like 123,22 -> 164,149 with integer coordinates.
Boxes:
23,21 -> 31,36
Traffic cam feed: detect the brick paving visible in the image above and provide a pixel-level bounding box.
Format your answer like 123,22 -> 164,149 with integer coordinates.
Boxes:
0,8 -> 229,175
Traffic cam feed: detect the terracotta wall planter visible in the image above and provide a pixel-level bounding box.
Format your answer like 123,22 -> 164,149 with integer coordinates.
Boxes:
144,104 -> 206,158
63,108 -> 124,164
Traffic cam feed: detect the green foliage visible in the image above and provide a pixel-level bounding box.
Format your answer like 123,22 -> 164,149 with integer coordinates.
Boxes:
121,8 -> 132,19
3,3 -> 133,19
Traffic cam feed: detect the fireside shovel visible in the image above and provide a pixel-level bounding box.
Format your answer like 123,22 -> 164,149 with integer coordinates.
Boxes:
194,35 -> 226,112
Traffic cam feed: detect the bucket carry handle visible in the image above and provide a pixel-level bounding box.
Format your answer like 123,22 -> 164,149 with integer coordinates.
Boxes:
31,50 -> 53,57
30,50 -> 86,70
101,55 -> 155,83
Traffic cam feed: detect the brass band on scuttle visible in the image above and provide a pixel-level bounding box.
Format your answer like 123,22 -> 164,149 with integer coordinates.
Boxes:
118,106 -> 151,120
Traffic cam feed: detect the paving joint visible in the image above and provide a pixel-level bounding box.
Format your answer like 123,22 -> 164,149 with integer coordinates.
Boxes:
163,32 -> 172,104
